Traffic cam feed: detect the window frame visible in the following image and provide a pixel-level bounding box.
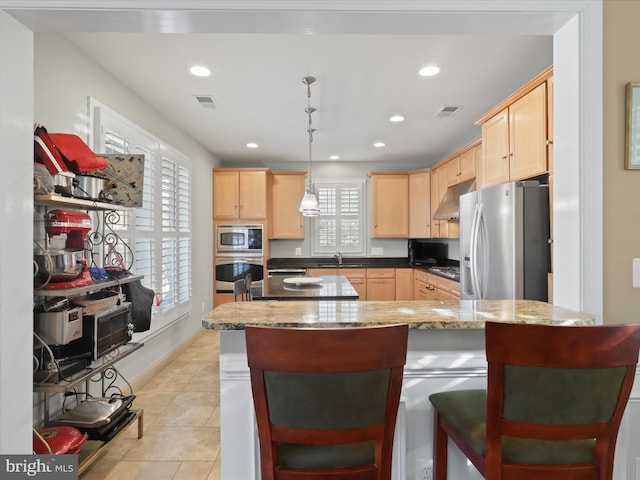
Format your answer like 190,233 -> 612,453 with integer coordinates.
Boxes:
89,97 -> 192,340
310,179 -> 366,257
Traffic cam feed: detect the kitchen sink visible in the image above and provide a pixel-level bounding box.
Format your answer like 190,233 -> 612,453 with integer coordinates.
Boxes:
339,263 -> 364,268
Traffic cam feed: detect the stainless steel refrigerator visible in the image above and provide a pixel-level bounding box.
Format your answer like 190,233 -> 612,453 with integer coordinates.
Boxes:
460,180 -> 550,300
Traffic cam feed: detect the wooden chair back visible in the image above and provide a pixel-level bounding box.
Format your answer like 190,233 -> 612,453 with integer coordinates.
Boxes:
484,321 -> 640,480
246,324 -> 409,480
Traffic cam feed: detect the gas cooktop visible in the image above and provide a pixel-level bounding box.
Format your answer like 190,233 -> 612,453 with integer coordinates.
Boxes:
427,266 -> 460,281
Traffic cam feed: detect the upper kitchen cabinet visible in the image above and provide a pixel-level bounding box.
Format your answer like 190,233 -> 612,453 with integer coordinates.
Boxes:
445,141 -> 478,187
213,168 -> 270,220
270,172 -> 306,239
408,169 -> 431,239
369,172 -> 409,238
476,66 -> 552,189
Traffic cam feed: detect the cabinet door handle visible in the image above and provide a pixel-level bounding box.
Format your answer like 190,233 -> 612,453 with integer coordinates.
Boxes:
546,139 -> 553,145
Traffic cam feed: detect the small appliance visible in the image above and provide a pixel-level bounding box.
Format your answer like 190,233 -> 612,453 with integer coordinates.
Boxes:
408,240 -> 447,267
68,303 -> 133,360
36,209 -> 94,289
35,306 -> 83,346
216,224 -> 263,257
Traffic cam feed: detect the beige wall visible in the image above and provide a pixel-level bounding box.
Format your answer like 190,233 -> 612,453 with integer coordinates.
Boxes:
603,0 -> 640,323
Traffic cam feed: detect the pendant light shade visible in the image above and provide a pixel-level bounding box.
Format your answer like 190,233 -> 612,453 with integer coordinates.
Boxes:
299,192 -> 320,216
299,76 -> 321,217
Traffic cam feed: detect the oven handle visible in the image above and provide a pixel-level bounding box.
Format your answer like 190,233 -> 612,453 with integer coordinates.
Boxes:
216,256 -> 264,266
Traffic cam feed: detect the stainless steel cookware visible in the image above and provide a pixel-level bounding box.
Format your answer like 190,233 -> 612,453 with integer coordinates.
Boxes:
52,171 -> 76,197
34,249 -> 85,284
74,174 -> 107,200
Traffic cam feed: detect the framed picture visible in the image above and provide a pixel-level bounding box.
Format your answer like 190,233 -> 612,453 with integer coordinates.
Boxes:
625,82 -> 640,169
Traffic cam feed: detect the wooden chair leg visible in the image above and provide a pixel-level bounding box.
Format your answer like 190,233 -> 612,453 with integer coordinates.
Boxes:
433,411 -> 448,480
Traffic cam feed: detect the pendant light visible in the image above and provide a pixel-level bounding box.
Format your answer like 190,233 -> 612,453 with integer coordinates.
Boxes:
299,76 -> 321,217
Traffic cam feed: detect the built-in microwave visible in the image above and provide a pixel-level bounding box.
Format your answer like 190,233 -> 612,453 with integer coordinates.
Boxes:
216,224 -> 263,257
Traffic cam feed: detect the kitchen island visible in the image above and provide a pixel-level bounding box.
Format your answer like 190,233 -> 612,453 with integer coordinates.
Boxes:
203,299 -> 601,480
250,274 -> 359,300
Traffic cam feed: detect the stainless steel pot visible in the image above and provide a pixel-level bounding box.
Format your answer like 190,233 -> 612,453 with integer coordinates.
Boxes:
74,175 -> 107,200
53,172 -> 76,197
34,249 -> 85,284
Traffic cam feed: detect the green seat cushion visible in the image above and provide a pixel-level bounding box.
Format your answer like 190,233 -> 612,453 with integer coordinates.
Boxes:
278,441 -> 375,468
429,389 -> 594,465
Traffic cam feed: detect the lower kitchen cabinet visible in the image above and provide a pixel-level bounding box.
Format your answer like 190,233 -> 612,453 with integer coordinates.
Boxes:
395,268 -> 414,301
366,268 -> 396,301
436,275 -> 460,300
340,268 -> 367,300
307,268 -> 336,276
414,270 -> 460,300
414,269 -> 436,300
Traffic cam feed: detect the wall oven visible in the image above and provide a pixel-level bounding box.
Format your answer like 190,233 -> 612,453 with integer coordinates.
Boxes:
216,224 -> 263,257
215,256 -> 264,293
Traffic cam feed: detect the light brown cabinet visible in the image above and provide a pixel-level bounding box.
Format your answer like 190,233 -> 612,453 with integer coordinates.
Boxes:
212,169 -> 269,220
307,268 -> 335,277
341,268 -> 367,300
369,172 -> 409,238
409,169 -> 431,238
430,166 -> 459,239
270,172 -> 305,239
444,153 -> 474,187
435,275 -> 460,300
366,268 -> 396,301
477,67 -> 552,189
395,268 -> 414,301
414,269 -> 436,300
413,269 -> 460,300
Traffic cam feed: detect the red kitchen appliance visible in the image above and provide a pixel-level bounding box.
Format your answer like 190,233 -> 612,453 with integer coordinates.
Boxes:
39,210 -> 94,289
33,426 -> 88,454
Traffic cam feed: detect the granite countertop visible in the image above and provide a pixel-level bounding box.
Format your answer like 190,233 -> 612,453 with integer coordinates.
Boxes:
267,257 -> 461,283
251,275 -> 359,301
267,257 -> 411,269
202,299 -> 595,330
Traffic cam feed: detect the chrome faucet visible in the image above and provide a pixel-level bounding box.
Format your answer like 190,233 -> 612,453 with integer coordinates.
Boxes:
332,251 -> 343,266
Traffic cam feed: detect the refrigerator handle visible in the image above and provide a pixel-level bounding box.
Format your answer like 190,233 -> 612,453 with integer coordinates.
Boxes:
469,203 -> 481,298
476,203 -> 489,299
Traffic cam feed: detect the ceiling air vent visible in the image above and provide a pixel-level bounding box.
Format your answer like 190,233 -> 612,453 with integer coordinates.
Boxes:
434,105 -> 462,118
193,95 -> 217,109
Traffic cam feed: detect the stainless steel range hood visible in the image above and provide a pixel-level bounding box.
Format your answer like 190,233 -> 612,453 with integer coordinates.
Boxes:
433,178 -> 476,220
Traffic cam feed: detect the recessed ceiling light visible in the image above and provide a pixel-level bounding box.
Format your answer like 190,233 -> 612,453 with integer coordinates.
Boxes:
419,65 -> 441,77
190,65 -> 211,77
329,155 -> 340,160
389,115 -> 405,123
373,142 -> 386,148
246,142 -> 258,149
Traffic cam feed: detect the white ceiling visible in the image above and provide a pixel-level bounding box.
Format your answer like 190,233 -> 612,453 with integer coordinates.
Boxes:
5,4 -> 561,168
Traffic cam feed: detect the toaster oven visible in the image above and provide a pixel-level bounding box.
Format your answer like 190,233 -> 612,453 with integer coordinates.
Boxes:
69,303 -> 133,360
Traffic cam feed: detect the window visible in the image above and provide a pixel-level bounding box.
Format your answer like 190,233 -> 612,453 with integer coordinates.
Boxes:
312,180 -> 365,256
89,98 -> 192,337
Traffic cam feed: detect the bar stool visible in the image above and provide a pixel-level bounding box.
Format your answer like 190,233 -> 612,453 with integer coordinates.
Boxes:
245,324 -> 409,480
429,321 -> 640,480
244,273 -> 252,301
233,277 -> 249,302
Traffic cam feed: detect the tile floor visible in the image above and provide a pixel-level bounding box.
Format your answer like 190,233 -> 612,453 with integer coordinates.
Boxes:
80,329 -> 221,480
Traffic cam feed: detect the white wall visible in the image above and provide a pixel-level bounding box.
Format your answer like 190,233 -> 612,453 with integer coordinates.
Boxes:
32,33 -> 220,401
0,11 -> 33,453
